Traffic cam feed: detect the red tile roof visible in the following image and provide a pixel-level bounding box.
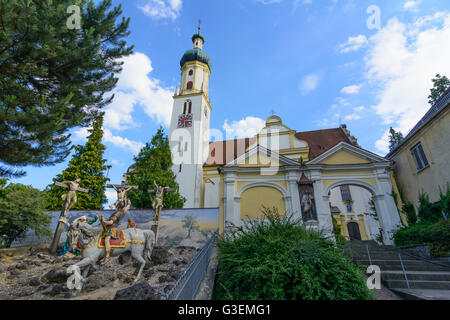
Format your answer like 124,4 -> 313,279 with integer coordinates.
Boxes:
295,128 -> 352,159
203,128 -> 352,167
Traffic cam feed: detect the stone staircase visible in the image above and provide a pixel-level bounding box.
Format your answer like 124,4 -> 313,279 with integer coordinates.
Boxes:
344,241 -> 450,300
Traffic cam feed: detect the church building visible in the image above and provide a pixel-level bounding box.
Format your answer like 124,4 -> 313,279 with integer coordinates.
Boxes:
169,31 -> 406,244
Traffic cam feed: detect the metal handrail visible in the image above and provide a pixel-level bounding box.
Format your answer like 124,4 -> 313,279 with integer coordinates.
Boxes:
398,253 -> 411,290
370,243 -> 450,269
366,244 -> 373,266
162,232 -> 217,300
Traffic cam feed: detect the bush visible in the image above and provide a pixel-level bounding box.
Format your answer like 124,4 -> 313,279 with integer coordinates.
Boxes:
0,182 -> 51,247
417,193 -> 442,223
213,207 -> 372,300
439,184 -> 450,219
393,220 -> 450,253
402,202 -> 417,226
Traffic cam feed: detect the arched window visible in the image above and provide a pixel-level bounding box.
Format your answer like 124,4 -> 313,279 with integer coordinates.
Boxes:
187,81 -> 193,90
189,69 -> 193,76
183,102 -> 187,114
188,101 -> 192,114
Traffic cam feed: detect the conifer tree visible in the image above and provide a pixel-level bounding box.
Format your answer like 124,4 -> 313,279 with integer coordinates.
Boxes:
127,127 -> 185,209
428,74 -> 450,106
0,0 -> 133,178
388,127 -> 404,152
45,116 -> 109,210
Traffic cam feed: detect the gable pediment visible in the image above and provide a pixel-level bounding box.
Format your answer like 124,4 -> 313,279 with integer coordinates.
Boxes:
225,145 -> 299,168
307,142 -> 388,165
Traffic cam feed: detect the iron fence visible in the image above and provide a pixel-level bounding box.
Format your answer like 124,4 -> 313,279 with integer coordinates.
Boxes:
162,233 -> 217,300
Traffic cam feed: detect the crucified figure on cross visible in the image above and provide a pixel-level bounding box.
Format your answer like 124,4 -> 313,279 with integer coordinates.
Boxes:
49,178 -> 89,254
148,181 -> 177,244
99,182 -> 138,265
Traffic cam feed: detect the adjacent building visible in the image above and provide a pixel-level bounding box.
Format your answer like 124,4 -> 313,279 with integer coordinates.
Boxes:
387,87 -> 450,208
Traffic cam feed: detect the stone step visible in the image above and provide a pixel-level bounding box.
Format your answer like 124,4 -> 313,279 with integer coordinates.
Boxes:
347,251 -> 405,260
385,280 -> 450,290
355,260 -> 450,272
381,271 -> 450,282
391,288 -> 450,300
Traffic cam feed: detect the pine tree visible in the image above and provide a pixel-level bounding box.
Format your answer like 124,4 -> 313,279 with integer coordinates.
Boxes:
45,116 -> 109,210
428,74 -> 450,106
388,127 -> 404,152
127,127 -> 186,209
0,0 -> 133,178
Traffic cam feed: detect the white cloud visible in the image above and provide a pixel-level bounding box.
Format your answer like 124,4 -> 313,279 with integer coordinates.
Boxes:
222,116 -> 265,139
299,73 -> 322,94
338,35 -> 368,53
354,106 -> 365,112
107,52 -> 173,128
256,0 -> 281,4
344,114 -> 361,121
139,0 -> 182,20
103,129 -> 144,155
341,84 -> 362,95
366,13 -> 450,153
403,1 -> 420,11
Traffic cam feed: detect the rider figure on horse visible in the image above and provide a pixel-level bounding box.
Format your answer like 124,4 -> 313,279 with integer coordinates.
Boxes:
100,198 -> 131,265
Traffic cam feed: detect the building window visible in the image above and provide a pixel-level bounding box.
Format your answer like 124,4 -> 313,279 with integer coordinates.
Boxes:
187,81 -> 193,90
411,142 -> 429,171
183,102 -> 187,114
179,164 -> 182,172
340,185 -> 352,202
188,101 -> 192,114
189,69 -> 193,76
184,142 -> 188,151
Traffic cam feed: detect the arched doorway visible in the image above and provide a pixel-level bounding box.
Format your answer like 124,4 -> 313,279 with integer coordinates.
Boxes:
327,182 -> 381,242
347,222 -> 362,240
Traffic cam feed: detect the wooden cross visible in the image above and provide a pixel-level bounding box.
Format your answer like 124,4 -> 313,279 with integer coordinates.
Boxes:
49,179 -> 89,254
148,183 -> 178,244
106,183 -> 138,213
54,181 -> 88,193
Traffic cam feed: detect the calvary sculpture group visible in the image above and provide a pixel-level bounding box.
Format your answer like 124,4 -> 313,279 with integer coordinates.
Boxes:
49,178 -> 176,283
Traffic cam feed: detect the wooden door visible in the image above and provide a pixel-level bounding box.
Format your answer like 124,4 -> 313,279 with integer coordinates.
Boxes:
347,222 -> 362,240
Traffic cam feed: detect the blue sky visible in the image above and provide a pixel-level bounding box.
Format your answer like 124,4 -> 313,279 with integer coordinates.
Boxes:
10,0 -> 450,205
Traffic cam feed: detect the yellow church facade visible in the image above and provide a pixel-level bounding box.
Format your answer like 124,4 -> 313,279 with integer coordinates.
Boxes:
200,116 -> 406,245
168,31 -> 405,245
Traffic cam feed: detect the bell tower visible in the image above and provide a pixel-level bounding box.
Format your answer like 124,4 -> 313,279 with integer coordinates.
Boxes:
169,27 -> 212,208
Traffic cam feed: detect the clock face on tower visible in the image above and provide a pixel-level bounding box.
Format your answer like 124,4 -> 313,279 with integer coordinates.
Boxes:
177,113 -> 193,128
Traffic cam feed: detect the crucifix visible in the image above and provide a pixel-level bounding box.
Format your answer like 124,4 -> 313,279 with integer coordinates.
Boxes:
49,178 -> 89,254
148,181 -> 178,244
107,182 -> 138,214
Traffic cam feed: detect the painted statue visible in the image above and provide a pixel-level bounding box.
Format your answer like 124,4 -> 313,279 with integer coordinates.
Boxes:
99,200 -> 131,265
148,181 -> 177,244
99,183 -> 137,265
71,221 -> 155,283
301,191 -> 316,221
58,213 -> 98,257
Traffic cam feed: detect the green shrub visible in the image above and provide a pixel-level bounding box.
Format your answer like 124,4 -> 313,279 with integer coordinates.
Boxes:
213,207 -> 372,300
402,202 -> 417,226
418,193 -> 442,223
393,220 -> 450,252
332,216 -> 347,246
439,184 -> 450,219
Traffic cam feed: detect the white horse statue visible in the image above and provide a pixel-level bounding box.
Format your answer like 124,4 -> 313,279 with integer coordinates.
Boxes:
71,222 -> 155,283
